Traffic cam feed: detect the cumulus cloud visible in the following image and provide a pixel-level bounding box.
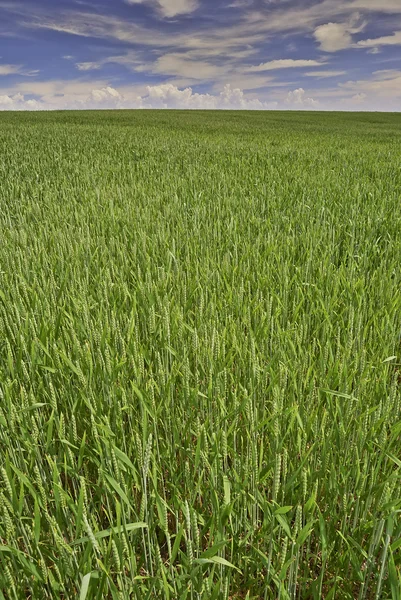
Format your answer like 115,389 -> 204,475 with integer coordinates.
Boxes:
87,86 -> 124,108
314,15 -> 365,52
285,88 -> 319,108
0,83 -> 278,111
0,93 -> 41,110
143,83 -> 275,109
3,70 -> 399,114
314,22 -> 352,52
0,95 -> 14,108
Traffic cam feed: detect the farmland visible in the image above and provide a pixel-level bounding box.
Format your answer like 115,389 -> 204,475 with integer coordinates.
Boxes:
0,110 -> 400,599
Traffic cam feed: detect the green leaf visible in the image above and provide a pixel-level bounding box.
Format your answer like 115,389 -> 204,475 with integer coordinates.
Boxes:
195,556 -> 241,573
390,537 -> 401,552
210,581 -> 221,600
304,493 -> 316,514
79,573 -> 92,600
59,351 -> 81,377
38,364 -> 57,373
23,403 -> 47,411
200,541 -> 228,559
34,499 -> 41,545
223,476 -> 231,506
113,445 -> 137,474
319,513 -> 328,554
101,471 -> 131,507
171,524 -> 184,563
296,521 -> 315,548
385,451 -> 401,469
383,356 -> 397,363
72,522 -> 147,546
320,389 -> 356,400
274,505 -> 293,515
388,548 -> 400,600
275,513 -> 293,540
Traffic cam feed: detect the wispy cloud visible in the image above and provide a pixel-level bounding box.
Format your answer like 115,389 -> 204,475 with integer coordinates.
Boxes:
76,52 -> 142,72
355,30 -> 401,48
350,0 -> 401,12
248,59 -> 327,72
136,53 -> 225,80
304,70 -> 346,78
339,69 -> 401,101
0,64 -> 22,75
0,63 -> 39,76
125,0 -> 199,18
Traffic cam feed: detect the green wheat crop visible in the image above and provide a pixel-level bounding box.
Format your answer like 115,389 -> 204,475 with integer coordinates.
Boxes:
0,110 -> 400,599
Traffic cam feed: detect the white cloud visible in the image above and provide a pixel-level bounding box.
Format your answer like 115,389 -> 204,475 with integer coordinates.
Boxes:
0,64 -> 39,77
350,0 -> 401,11
0,64 -> 22,76
143,83 -> 275,108
248,59 -> 326,72
21,12 -> 174,49
76,52 -> 142,73
88,86 -> 123,107
0,94 -> 14,107
339,69 -> 401,98
313,15 -> 366,52
76,62 -> 101,71
2,75 -> 401,112
137,53 -> 224,80
304,70 -> 346,78
10,79 -> 113,98
134,52 -> 278,89
356,30 -> 401,48
213,73 -> 277,91
304,69 -> 401,109
157,0 -> 198,17
6,0 -> 401,56
0,82 -> 278,110
0,92 -> 41,110
314,22 -> 352,51
350,92 -> 367,103
285,88 -> 319,108
125,0 -> 198,18
226,0 -> 253,7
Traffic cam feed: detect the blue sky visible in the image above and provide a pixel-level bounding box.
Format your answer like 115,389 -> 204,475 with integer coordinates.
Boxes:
0,0 -> 400,110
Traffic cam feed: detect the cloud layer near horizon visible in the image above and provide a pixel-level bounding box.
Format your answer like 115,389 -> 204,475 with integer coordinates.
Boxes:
0,0 -> 400,111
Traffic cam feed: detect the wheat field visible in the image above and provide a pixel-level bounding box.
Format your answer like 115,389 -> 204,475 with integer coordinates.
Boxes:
0,110 -> 400,599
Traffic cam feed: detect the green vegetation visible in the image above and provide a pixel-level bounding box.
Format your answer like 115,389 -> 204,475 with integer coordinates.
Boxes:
0,110 -> 400,599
